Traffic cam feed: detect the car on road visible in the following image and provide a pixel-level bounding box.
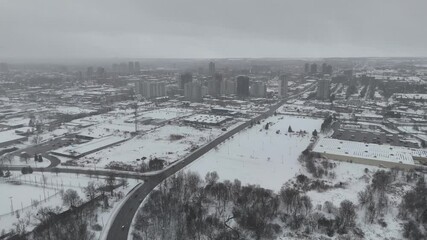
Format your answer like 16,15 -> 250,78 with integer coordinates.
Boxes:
121,225 -> 125,230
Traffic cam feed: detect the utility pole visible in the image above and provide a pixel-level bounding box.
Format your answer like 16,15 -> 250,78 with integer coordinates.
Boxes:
9,196 -> 13,213
134,102 -> 138,133
134,94 -> 142,134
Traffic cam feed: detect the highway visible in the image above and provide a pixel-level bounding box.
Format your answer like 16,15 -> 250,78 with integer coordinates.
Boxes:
104,83 -> 317,240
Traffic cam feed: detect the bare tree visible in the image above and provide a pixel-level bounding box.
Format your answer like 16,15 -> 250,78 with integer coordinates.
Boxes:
105,174 -> 116,195
83,181 -> 98,200
62,189 -> 81,207
338,200 -> 356,231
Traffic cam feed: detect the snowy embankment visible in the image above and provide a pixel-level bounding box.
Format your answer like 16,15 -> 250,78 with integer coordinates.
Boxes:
99,182 -> 142,240
0,171 -> 140,237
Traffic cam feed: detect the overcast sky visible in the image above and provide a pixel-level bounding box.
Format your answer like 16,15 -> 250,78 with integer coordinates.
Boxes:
1,0 -> 427,59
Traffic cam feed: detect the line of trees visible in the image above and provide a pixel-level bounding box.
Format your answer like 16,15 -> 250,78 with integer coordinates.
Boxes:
132,171 -> 361,240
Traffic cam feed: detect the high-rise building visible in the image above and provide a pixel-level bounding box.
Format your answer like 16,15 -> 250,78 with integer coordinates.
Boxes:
321,63 -> 327,74
184,81 -> 202,102
317,79 -> 331,100
322,63 -> 333,75
96,67 -> 105,79
119,62 -> 127,74
310,63 -> 317,74
326,65 -> 333,75
134,80 -> 166,99
236,76 -> 250,97
179,72 -> 193,89
221,79 -> 236,95
251,81 -> 266,98
208,73 -> 222,96
128,62 -> 135,74
86,66 -> 94,79
278,75 -> 288,98
0,63 -> 9,73
202,86 -> 209,97
209,61 -> 215,76
304,63 -> 310,74
134,61 -> 141,73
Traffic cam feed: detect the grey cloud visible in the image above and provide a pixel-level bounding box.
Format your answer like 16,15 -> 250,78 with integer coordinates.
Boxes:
1,0 -> 427,59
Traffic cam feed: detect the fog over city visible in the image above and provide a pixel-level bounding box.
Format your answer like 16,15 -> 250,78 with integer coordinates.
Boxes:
1,1 -> 427,240
1,0 -> 427,59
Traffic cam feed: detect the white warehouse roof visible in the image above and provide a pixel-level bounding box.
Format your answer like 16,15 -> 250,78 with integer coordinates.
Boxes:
313,138 -> 419,165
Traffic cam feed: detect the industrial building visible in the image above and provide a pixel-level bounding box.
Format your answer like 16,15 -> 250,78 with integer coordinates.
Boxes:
313,138 -> 427,169
183,114 -> 231,126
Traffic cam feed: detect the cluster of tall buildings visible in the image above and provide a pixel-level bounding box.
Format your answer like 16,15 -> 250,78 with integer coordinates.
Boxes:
86,66 -> 106,79
131,61 -> 274,103
304,63 -> 332,75
184,81 -> 204,102
177,73 -> 266,102
134,80 -> 167,99
112,61 -> 141,74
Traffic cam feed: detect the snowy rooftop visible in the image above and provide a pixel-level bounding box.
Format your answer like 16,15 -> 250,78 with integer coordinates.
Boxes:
313,138 -> 417,165
184,114 -> 230,124
142,108 -> 193,120
52,136 -> 127,157
0,117 -> 28,127
55,106 -> 97,115
394,93 -> 427,100
410,148 -> 427,159
0,129 -> 27,144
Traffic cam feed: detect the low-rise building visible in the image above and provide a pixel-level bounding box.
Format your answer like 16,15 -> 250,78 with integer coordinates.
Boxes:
313,137 -> 427,169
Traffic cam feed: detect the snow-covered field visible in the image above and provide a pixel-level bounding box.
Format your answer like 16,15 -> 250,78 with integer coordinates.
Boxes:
186,115 -> 323,191
183,113 -> 409,239
74,124 -> 223,168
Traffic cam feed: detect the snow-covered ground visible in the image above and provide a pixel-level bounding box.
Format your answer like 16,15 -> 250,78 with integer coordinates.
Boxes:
183,112 -> 409,239
306,161 -> 407,240
72,124 -> 224,168
0,171 -> 141,235
186,115 -> 323,191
